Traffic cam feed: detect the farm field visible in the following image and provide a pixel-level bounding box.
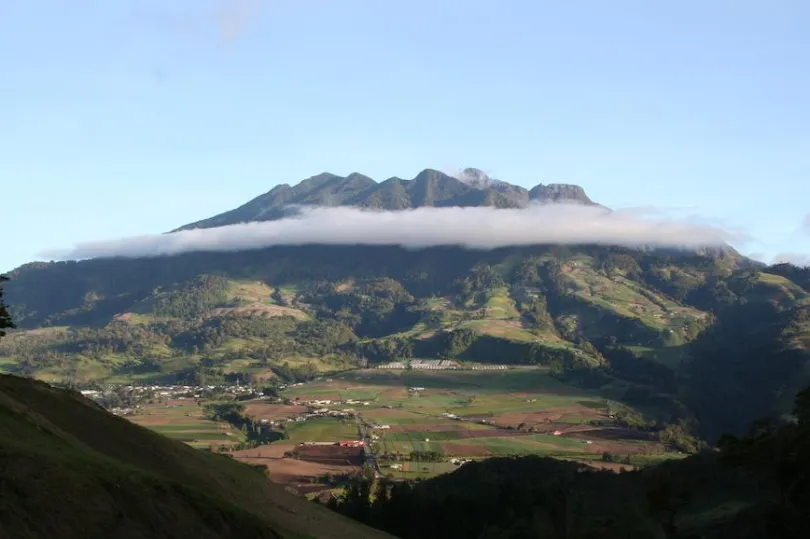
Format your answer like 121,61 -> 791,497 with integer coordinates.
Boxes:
127,398 -> 246,449
381,461 -> 461,480
270,367 -> 675,480
122,366 -> 677,492
282,368 -> 612,423
374,428 -> 658,459
244,401 -> 309,421
231,442 -> 363,494
284,417 -> 361,443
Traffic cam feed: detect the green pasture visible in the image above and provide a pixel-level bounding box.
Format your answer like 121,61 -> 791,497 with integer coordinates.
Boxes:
319,369 -> 607,420
281,384 -> 386,402
382,461 -> 460,480
283,417 -> 360,443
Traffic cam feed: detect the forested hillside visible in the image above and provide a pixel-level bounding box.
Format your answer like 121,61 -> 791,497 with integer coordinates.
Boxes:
2,242 -> 809,441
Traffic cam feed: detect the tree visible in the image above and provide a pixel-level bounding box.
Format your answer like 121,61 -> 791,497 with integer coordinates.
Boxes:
0,275 -> 14,340
645,468 -> 693,539
795,386 -> 810,426
714,385 -> 810,535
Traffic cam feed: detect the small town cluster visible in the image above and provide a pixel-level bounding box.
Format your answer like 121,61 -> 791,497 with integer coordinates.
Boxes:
377,359 -> 508,370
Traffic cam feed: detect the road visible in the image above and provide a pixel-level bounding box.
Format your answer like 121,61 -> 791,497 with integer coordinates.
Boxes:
355,415 -> 380,475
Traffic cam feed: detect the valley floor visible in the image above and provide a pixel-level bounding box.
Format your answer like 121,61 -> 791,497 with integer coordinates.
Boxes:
119,366 -> 683,499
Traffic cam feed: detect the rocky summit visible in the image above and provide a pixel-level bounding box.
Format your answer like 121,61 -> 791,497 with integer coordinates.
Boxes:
173,168 -> 599,231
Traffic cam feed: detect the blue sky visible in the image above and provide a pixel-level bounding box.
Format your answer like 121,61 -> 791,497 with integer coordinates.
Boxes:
2,0 -> 809,272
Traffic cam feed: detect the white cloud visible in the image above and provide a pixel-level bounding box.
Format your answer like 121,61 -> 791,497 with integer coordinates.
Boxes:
40,204 -> 735,262
447,167 -> 496,187
803,214 -> 810,234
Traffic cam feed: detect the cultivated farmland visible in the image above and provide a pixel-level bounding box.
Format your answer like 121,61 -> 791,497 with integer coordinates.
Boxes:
127,398 -> 246,449
119,365 -> 680,492
268,367 -> 676,481
284,417 -> 361,443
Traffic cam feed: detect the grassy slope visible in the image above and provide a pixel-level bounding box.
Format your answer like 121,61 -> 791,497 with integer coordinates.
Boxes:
562,264 -> 708,333
413,288 -> 567,347
2,257 -> 808,395
755,272 -> 810,306
0,374 -> 396,539
0,278 -> 333,383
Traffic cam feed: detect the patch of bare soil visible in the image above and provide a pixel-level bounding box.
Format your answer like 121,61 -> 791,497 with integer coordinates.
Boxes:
489,410 -> 566,428
231,443 -> 360,487
489,405 -> 608,429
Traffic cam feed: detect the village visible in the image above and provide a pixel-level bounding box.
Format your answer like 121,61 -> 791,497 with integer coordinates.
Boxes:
80,382 -> 267,415
377,359 -> 509,370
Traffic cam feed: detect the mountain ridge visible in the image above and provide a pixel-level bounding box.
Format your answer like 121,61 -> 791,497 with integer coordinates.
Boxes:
173,168 -> 599,232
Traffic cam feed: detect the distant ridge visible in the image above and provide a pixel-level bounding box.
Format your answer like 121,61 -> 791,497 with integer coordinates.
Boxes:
173,168 -> 599,232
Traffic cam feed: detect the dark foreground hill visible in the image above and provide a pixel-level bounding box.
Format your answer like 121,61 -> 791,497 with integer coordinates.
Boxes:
0,373 -> 396,539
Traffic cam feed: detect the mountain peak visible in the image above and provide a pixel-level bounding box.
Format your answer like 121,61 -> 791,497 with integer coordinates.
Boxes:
458,167 -> 491,184
529,183 -> 594,205
413,168 -> 455,182
174,169 -> 601,231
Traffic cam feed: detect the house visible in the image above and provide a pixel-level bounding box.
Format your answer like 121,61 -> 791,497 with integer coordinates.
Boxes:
337,441 -> 364,447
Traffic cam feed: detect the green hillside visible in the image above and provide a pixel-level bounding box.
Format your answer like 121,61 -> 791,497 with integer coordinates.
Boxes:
2,243 -> 809,440
0,373 -> 396,539
1,171 -> 809,443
